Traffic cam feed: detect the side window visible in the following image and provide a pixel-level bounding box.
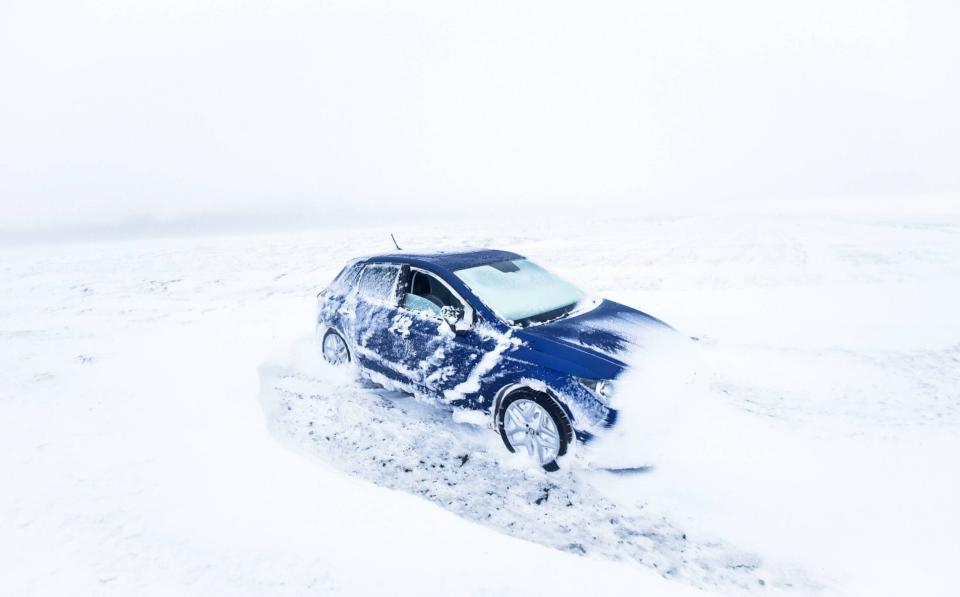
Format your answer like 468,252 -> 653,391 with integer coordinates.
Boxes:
402,270 -> 462,317
329,262 -> 362,295
358,264 -> 401,304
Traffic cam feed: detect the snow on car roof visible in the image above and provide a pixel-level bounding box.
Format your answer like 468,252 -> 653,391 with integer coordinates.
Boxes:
365,249 -> 525,272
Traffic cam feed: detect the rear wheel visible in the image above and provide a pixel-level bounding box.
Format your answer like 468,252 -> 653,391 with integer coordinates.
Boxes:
497,390 -> 572,472
321,329 -> 350,365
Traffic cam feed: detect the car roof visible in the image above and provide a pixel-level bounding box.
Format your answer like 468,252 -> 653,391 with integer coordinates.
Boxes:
365,249 -> 524,272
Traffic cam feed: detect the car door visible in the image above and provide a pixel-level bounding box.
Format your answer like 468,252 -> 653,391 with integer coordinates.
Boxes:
390,268 -> 490,404
352,262 -> 409,383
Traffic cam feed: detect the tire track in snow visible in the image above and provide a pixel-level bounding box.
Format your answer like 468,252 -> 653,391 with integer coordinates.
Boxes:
258,342 -> 816,594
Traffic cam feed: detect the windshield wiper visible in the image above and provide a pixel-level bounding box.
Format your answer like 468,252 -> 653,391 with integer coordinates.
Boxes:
515,302 -> 580,327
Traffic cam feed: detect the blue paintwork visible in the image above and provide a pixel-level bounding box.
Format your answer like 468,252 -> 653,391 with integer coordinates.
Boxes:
316,249 -> 674,443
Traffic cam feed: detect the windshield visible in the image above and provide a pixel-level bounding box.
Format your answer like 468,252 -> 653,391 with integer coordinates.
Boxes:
454,259 -> 586,325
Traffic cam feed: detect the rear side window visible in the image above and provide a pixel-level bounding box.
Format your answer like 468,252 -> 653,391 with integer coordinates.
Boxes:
358,264 -> 401,304
328,262 -> 362,294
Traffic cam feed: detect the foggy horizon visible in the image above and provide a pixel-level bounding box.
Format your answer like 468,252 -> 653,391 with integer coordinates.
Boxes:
2,0 -> 959,243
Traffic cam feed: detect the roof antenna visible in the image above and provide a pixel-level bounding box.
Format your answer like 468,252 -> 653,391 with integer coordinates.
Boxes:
390,233 -> 402,251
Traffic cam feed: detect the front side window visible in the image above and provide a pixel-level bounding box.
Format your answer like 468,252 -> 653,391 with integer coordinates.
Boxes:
358,264 -> 400,304
454,259 -> 585,325
402,270 -> 462,318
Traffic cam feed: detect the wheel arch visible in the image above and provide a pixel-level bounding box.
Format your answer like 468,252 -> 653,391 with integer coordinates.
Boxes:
320,326 -> 352,363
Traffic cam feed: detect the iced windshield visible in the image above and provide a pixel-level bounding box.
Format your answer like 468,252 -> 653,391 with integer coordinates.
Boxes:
454,259 -> 586,325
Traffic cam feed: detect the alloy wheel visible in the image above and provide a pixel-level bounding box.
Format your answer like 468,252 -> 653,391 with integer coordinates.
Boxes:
503,398 -> 561,466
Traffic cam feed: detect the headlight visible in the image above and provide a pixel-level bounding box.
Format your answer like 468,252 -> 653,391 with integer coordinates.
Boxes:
576,377 -> 615,401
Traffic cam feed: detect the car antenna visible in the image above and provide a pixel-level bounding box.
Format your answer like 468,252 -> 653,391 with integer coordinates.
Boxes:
390,233 -> 402,251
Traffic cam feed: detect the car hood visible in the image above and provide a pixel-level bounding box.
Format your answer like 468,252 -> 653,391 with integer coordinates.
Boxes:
514,299 -> 673,378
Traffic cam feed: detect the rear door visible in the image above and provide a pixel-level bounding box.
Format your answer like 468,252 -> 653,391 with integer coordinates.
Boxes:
352,263 -> 407,383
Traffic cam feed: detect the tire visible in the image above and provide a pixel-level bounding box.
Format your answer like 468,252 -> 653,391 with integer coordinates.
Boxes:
321,329 -> 351,365
497,389 -> 573,472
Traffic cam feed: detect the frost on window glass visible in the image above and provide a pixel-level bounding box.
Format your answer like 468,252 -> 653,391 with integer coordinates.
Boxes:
328,262 -> 362,295
455,259 -> 585,323
403,293 -> 442,316
358,264 -> 400,303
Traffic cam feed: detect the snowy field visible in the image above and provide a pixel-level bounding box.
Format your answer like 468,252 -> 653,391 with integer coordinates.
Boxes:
2,206 -> 959,596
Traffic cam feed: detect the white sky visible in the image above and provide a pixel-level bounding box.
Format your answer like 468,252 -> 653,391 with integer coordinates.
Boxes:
1,0 -> 958,238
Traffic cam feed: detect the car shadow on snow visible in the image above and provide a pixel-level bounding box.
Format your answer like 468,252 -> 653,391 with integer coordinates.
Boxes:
604,466 -> 657,475
257,338 -> 815,594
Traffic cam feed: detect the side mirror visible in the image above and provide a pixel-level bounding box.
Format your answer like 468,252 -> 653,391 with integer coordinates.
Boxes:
441,305 -> 470,332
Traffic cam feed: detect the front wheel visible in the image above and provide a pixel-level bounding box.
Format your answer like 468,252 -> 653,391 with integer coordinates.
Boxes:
497,390 -> 572,472
321,329 -> 351,365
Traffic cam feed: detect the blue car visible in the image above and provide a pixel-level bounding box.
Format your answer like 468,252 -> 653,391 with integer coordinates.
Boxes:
316,249 -> 672,471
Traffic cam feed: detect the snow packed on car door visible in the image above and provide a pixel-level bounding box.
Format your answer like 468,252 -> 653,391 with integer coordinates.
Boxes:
388,308 -> 490,404
387,268 -> 492,405
352,263 -> 412,384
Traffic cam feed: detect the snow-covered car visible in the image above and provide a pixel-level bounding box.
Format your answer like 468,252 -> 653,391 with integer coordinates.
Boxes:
315,249 -> 672,471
